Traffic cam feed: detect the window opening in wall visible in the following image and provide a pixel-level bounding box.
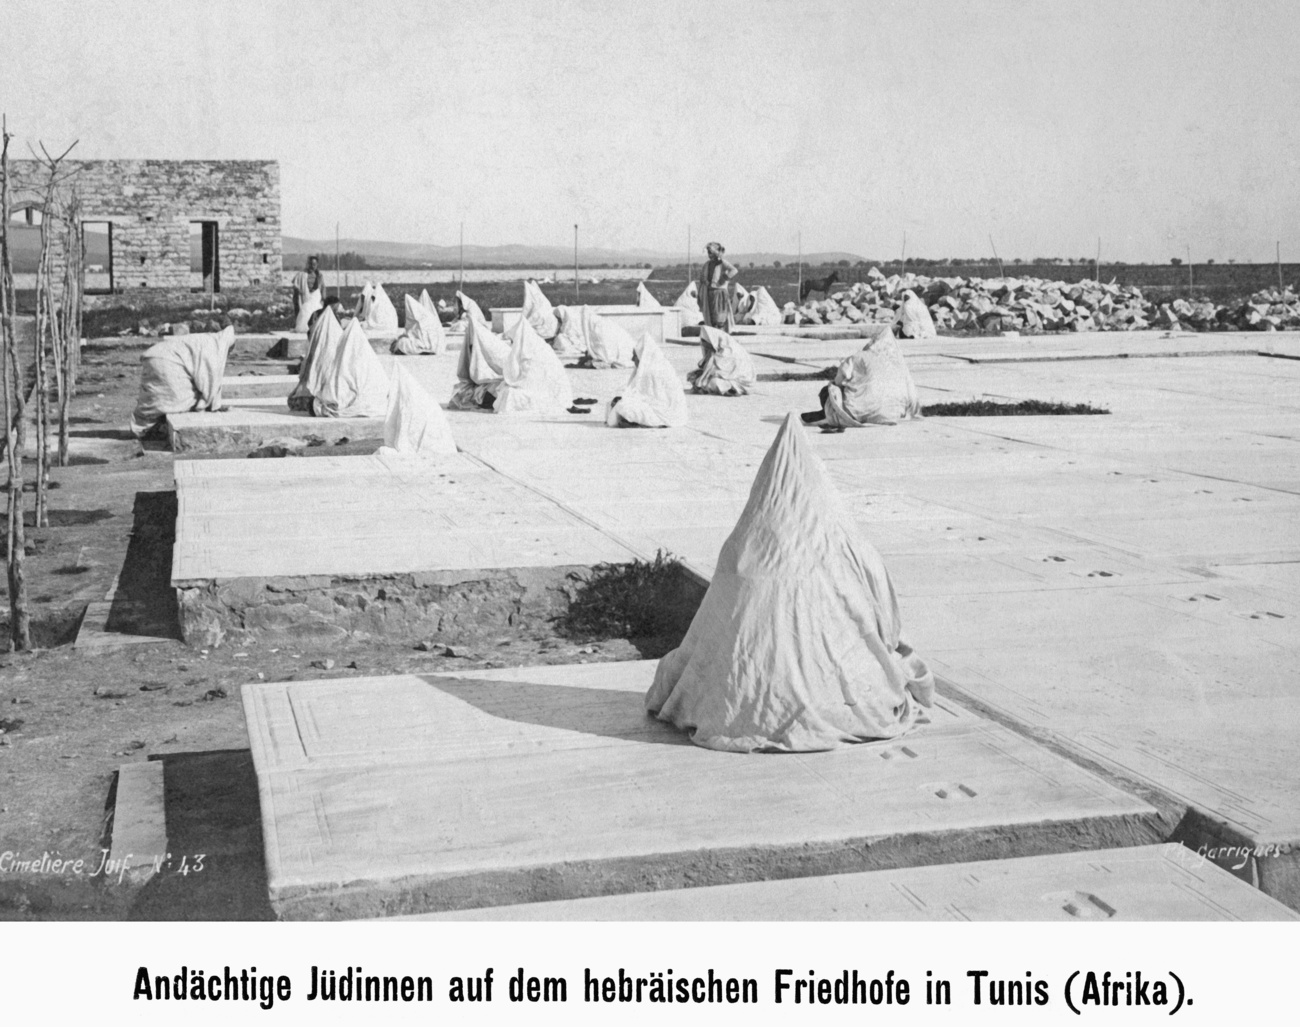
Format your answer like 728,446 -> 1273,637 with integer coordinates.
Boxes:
82,221 -> 114,294
189,220 -> 220,293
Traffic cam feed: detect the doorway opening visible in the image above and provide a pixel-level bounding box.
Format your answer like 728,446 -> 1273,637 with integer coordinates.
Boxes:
189,220 -> 219,293
82,221 -> 114,293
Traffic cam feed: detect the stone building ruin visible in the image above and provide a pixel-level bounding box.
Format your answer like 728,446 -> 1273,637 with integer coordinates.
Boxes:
7,159 -> 281,294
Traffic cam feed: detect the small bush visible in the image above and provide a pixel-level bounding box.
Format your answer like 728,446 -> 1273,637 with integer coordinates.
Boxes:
562,550 -> 701,642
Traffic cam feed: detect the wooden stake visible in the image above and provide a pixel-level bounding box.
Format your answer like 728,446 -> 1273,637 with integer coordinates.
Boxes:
1095,236 -> 1101,283
796,230 -> 803,301
988,234 -> 1004,277
1,116 -> 31,650
900,231 -> 907,276
1186,244 -> 1193,290
573,224 -> 579,303
1278,241 -> 1284,292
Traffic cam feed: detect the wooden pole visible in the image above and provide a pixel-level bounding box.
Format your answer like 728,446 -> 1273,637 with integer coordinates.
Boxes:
686,224 -> 691,288
573,224 -> 579,303
1,114 -> 32,650
988,233 -> 1004,277
796,230 -> 803,302
1186,244 -> 1193,291
458,221 -> 464,291
1094,236 -> 1101,283
334,221 -> 340,295
1278,241 -> 1284,292
900,231 -> 907,276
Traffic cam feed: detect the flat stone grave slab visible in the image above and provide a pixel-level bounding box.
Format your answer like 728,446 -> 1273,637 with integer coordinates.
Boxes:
242,660 -> 1159,920
171,453 -> 641,646
221,374 -> 299,398
167,408 -> 386,454
399,844 -> 1298,921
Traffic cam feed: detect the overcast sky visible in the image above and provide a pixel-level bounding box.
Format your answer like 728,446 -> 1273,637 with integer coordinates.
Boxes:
4,0 -> 1297,261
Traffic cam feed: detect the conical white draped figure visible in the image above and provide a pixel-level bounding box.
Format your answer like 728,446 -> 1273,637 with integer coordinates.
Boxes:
449,313 -> 510,410
289,307 -> 344,412
311,318 -> 390,418
733,282 -> 753,320
362,282 -> 399,331
456,289 -> 488,327
606,334 -> 688,428
673,281 -> 704,328
354,282 -> 374,321
743,285 -> 782,326
580,305 -> 636,368
550,305 -> 588,358
418,289 -> 439,316
646,413 -> 934,753
522,280 -> 559,338
378,364 -> 458,457
392,293 -> 447,355
896,289 -> 937,339
130,326 -> 236,436
688,325 -> 756,395
820,335 -> 922,427
494,317 -> 574,416
636,281 -> 662,309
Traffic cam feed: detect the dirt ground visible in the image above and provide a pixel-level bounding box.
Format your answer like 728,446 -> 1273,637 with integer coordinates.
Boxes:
0,336 -> 661,922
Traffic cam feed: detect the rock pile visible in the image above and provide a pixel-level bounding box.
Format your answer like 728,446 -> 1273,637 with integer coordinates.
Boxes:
783,266 -> 1300,334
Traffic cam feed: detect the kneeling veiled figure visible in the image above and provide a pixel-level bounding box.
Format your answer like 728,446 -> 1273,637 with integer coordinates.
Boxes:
646,413 -> 934,753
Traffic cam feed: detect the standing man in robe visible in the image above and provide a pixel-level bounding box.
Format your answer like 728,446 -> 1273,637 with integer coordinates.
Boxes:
291,255 -> 325,332
699,241 -> 738,331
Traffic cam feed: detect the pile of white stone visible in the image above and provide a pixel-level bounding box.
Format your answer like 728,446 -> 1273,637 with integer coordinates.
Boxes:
785,266 -> 1300,334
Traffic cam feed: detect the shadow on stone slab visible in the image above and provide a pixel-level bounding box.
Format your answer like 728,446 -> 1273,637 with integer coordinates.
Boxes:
127,750 -> 274,921
422,675 -> 692,747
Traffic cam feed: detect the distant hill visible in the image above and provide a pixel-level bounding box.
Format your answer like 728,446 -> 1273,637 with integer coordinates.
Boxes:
282,235 -> 864,269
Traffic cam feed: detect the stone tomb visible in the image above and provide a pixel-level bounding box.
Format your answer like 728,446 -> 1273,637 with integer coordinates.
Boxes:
242,660 -> 1161,920
171,454 -> 642,647
399,844 -> 1299,921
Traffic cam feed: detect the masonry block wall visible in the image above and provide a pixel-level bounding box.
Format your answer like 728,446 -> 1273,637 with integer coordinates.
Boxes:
8,160 -> 281,292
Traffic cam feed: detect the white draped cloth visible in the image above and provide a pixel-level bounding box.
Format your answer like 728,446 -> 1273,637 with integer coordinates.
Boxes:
687,325 -> 756,395
896,289 -> 937,339
674,281 -> 704,327
305,317 -> 389,418
606,334 -> 688,428
456,290 -> 489,327
494,317 -> 574,416
449,313 -> 510,410
523,280 -> 559,338
378,364 -> 458,456
551,305 -> 636,368
820,335 -> 923,427
130,327 -> 235,436
646,413 -> 934,752
362,282 -> 399,331
391,293 -> 448,354
742,285 -> 782,326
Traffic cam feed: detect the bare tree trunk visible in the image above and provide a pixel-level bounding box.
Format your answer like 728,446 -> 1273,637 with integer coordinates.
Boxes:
1,117 -> 31,651
33,207 -> 50,528
29,141 -> 76,520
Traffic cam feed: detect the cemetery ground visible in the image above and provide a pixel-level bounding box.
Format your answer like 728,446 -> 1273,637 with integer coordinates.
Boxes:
0,338 -> 659,921
3,290 -> 1299,922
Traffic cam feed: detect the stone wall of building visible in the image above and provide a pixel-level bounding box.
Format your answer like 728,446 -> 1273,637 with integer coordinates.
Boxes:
7,160 -> 281,292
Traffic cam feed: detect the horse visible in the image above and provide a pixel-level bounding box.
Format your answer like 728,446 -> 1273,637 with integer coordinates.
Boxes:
800,270 -> 840,302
